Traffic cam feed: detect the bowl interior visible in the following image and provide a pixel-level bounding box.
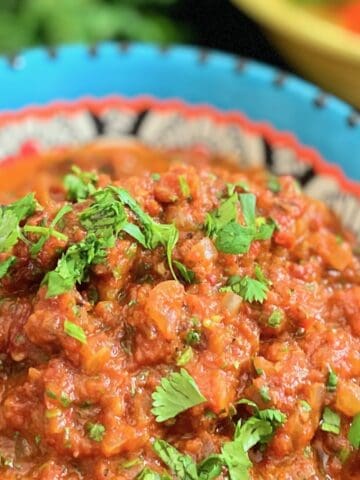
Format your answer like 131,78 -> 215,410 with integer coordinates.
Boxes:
1,96 -> 360,242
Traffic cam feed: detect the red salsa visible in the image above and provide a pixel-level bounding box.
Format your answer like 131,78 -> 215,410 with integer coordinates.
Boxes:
0,142 -> 359,479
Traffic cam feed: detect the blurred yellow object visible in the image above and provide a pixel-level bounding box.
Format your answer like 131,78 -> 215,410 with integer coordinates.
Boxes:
232,0 -> 360,107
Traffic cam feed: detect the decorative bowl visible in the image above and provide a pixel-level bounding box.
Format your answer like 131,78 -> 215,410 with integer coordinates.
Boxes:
0,42 -> 359,237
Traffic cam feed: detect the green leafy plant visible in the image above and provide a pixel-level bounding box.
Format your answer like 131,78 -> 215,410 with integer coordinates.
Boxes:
0,0 -> 188,53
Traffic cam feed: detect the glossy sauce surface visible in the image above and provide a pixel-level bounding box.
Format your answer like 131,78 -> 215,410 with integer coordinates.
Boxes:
0,142 -> 359,479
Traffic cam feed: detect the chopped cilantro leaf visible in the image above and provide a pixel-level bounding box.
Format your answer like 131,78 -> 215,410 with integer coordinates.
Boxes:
222,400 -> 286,479
0,193 -> 37,253
197,455 -> 223,480
151,369 -> 206,422
215,222 -> 254,254
115,187 -> 179,279
153,439 -> 198,480
64,320 -> 87,344
44,234 -> 106,297
205,193 -> 238,238
348,413 -> 360,449
137,467 -> 171,480
176,347 -> 194,366
327,368 -> 338,392
226,181 -> 250,196
64,166 -> 98,201
86,422 -> 105,442
221,267 -> 269,304
205,192 -> 275,255
174,260 -> 195,284
0,256 -> 16,279
152,400 -> 286,480
25,204 -> 72,256
321,407 -> 340,435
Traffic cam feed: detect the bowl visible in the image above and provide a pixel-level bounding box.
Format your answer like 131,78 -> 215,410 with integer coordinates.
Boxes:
0,42 -> 359,238
232,0 -> 360,108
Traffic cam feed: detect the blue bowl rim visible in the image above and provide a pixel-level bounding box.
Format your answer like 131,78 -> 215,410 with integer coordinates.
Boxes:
0,42 -> 359,184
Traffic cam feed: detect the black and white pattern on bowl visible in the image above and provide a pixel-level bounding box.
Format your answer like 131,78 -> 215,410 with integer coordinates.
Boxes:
0,100 -> 359,239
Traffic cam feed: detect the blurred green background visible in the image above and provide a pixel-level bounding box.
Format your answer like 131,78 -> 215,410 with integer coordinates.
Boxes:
0,0 -> 286,72
0,0 -> 190,52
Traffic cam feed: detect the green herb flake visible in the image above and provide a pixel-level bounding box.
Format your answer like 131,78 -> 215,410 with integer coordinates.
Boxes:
64,166 -> 98,201
34,434 -> 41,446
151,369 -> 206,422
174,260 -> 195,284
327,368 -> 338,392
268,309 -> 283,328
45,390 -> 57,400
185,330 -> 201,346
0,256 -> 16,279
300,400 -> 312,412
267,175 -> 281,193
348,413 -> 360,449
60,392 -> 72,408
176,347 -> 194,367
153,439 -> 199,480
86,422 -> 106,442
179,175 -> 191,198
25,204 -> 72,256
259,386 -> 271,403
151,173 -> 161,182
136,467 -> 170,480
64,320 -> 87,344
321,407 -> 341,435
121,458 -> 142,469
0,193 -> 37,253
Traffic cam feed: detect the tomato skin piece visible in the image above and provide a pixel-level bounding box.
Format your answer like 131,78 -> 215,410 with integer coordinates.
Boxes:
145,280 -> 185,340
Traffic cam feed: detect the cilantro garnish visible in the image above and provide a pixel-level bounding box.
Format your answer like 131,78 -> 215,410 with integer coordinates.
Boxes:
320,407 -> 340,435
220,266 -> 269,303
115,187 -> 179,278
348,413 -> 360,449
64,320 -> 87,344
174,260 -> 195,284
205,193 -> 275,255
0,256 -> 16,279
64,166 -> 98,201
86,422 -> 105,442
153,400 -> 285,480
0,193 -> 37,253
44,184 -> 181,296
151,369 -> 206,422
326,368 -> 338,392
137,467 -> 171,480
153,440 -> 222,480
24,204 -> 72,256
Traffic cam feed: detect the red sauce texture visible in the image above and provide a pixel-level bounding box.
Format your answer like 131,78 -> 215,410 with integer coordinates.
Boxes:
0,142 -> 359,479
